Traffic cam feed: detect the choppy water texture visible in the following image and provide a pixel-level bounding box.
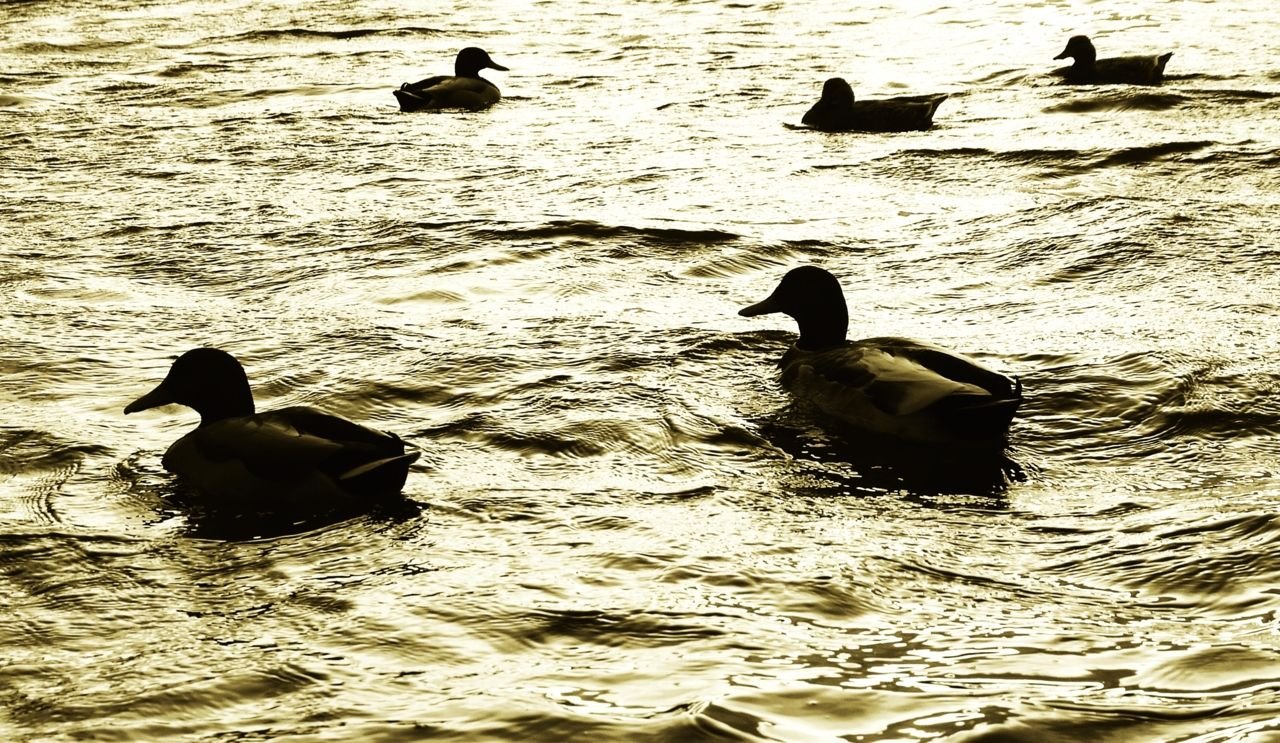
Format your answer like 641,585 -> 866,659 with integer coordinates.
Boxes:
4,0 -> 1280,739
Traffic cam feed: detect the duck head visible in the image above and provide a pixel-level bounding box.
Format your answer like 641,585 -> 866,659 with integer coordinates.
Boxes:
739,266 -> 849,350
819,77 -> 856,107
455,47 -> 509,77
1054,35 -> 1096,63
124,347 -> 255,425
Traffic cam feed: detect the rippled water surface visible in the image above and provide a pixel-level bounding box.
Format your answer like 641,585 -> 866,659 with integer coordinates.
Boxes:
4,0 -> 1280,739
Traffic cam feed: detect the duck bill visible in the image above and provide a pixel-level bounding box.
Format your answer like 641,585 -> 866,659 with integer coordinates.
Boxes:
488,62 -> 510,72
124,381 -> 175,414
739,295 -> 783,317
1053,48 -> 1069,60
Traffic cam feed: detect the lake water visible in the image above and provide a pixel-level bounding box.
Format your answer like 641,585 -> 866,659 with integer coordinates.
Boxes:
3,0 -> 1280,739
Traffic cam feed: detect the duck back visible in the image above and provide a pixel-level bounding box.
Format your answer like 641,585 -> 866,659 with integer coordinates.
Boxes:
780,338 -> 1021,444
395,76 -> 501,111
803,94 -> 946,132
163,405 -> 418,510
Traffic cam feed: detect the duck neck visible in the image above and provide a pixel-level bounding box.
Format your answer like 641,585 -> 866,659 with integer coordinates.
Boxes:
794,306 -> 849,351
1072,48 -> 1096,70
195,385 -> 255,426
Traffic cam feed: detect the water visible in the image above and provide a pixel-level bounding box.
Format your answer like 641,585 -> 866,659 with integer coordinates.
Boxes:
4,0 -> 1280,739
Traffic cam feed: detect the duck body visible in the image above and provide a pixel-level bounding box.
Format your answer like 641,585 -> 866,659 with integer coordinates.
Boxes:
1052,35 -> 1172,85
125,348 -> 418,515
802,78 -> 946,132
395,47 -> 508,112
741,267 -> 1021,445
776,337 -> 1022,444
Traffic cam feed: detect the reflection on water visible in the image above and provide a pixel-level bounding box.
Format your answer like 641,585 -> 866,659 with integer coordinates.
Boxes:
3,0 -> 1280,738
756,413 -> 1025,500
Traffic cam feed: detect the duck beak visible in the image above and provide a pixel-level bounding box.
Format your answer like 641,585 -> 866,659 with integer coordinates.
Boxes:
739,295 -> 783,317
488,61 -> 509,72
124,381 -> 175,414
1053,47 -> 1070,60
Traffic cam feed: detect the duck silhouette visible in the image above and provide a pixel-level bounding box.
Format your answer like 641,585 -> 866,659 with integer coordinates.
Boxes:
801,78 -> 946,132
394,47 -> 509,111
740,267 -> 1021,445
1052,35 -> 1172,85
124,348 -> 419,517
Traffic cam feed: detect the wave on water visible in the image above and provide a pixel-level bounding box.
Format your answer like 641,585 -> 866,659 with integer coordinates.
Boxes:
1017,349 -> 1280,477
159,82 -> 363,107
0,94 -> 43,108
1079,140 -> 1215,168
1195,87 -> 1280,102
474,220 -> 742,247
1038,506 -> 1280,620
210,26 -> 445,44
1044,90 -> 1189,113
5,0 -> 1280,738
818,142 -> 1235,192
880,141 -> 1216,172
1040,84 -> 1280,118
680,246 -> 798,279
0,430 -> 109,527
151,62 -> 234,78
12,39 -> 134,54
0,71 -> 61,86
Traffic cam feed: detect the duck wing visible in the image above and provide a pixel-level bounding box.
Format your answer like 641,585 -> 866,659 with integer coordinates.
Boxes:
867,338 -> 1020,398
780,339 -> 1020,442
1094,53 -> 1173,84
162,406 -> 419,500
404,74 -> 448,91
801,98 -> 840,130
395,75 -> 450,112
851,96 -> 946,131
1054,53 -> 1173,85
785,341 -> 987,414
803,95 -> 946,132
394,75 -> 447,112
395,76 -> 500,111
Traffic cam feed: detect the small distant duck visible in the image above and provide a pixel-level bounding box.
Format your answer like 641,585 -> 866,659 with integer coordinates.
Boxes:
124,348 -> 419,513
1052,35 -> 1172,85
740,266 -> 1022,445
394,46 -> 509,112
801,77 -> 946,132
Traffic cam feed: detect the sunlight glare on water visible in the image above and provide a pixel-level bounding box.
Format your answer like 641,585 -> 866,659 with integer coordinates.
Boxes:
3,0 -> 1280,739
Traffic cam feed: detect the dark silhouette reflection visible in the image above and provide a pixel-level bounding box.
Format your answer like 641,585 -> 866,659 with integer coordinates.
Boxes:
156,483 -> 423,540
757,408 -> 1024,501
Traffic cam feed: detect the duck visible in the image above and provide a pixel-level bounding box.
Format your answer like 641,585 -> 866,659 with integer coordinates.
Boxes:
1051,35 -> 1172,85
801,78 -> 946,132
394,47 -> 508,112
124,348 -> 420,515
739,266 -> 1022,445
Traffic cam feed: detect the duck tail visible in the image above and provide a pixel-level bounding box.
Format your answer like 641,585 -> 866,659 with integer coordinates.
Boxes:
339,450 -> 421,493
393,88 -> 430,112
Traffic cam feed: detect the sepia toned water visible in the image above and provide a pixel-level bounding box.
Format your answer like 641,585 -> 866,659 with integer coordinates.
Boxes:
4,0 -> 1280,739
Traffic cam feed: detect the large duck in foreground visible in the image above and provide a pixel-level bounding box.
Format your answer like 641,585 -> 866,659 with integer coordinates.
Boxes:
394,47 -> 508,112
801,78 -> 946,132
739,267 -> 1022,445
1052,35 -> 1172,85
124,348 -> 419,514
